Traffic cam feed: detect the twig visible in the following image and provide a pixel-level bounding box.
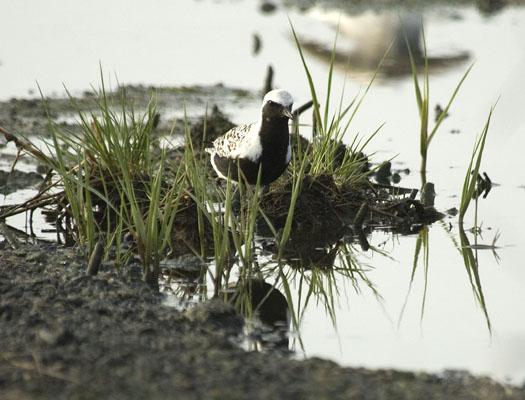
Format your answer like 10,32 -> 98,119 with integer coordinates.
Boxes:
292,100 -> 313,119
263,65 -> 274,96
353,202 -> 369,231
367,205 -> 405,223
10,148 -> 22,173
0,191 -> 64,220
0,126 -> 50,165
371,182 -> 414,195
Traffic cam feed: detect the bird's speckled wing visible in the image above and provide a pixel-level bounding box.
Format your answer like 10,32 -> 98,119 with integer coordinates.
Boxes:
208,122 -> 258,158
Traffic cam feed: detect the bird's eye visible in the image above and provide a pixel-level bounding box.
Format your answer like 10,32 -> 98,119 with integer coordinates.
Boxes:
267,100 -> 275,105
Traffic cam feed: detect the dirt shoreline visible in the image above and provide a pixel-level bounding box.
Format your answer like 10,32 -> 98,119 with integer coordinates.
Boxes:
1,242 -> 523,400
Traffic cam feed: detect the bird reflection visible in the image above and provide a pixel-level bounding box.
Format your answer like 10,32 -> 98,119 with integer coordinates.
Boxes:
228,279 -> 290,351
300,9 -> 470,77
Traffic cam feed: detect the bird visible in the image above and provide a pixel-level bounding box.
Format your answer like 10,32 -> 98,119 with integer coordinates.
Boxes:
205,89 -> 294,186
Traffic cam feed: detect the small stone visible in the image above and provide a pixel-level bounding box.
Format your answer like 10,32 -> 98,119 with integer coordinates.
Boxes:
421,182 -> 436,207
37,327 -> 76,346
446,207 -> 459,216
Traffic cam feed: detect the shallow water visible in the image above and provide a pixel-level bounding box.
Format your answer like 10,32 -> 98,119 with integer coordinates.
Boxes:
1,0 -> 525,385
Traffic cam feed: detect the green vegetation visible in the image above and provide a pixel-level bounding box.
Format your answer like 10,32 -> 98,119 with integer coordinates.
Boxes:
36,80 -> 186,284
0,24 -> 383,335
289,20 -> 380,186
458,108 -> 494,223
397,30 -> 494,331
407,31 -> 472,185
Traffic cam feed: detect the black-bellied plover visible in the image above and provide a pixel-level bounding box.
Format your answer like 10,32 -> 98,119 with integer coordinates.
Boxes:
206,89 -> 293,185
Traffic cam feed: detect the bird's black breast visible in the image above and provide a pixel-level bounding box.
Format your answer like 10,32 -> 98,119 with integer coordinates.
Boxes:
258,117 -> 290,181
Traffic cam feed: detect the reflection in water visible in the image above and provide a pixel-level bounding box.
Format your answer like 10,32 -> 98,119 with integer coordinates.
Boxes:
457,223 -> 492,331
477,0 -> 507,15
229,279 -> 290,351
397,220 -> 494,331
161,179 -> 497,352
398,225 -> 430,327
162,228 -> 383,352
300,9 -> 470,77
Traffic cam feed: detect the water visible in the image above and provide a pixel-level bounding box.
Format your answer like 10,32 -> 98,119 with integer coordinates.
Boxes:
1,0 -> 525,385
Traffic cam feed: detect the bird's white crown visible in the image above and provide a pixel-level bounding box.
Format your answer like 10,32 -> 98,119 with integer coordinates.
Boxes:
263,89 -> 293,108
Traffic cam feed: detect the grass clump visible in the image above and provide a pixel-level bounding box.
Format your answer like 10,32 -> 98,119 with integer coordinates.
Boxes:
289,20 -> 379,188
28,79 -> 187,285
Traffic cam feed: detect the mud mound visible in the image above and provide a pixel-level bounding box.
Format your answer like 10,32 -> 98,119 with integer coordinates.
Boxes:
261,174 -> 366,229
256,173 -> 444,261
189,105 -> 236,149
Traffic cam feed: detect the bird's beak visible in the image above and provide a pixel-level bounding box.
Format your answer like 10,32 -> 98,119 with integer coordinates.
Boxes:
282,108 -> 294,120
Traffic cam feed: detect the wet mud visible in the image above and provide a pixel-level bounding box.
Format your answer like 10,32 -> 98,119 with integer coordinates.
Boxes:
1,243 -> 524,400
0,170 -> 43,195
0,84 -> 254,139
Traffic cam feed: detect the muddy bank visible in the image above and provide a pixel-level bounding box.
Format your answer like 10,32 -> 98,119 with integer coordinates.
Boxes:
1,243 -> 523,400
0,84 -> 255,139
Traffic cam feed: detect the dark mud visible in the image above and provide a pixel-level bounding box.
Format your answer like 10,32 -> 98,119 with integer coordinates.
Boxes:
1,243 -> 524,400
0,170 -> 43,195
0,84 -> 255,139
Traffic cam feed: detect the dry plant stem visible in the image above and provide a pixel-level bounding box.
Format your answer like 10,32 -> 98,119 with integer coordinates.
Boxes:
0,126 -> 18,143
0,126 -> 67,219
369,206 -> 405,223
292,101 -> 314,119
87,240 -> 104,275
353,202 -> 369,231
10,149 -> 22,173
0,126 -> 50,165
0,191 -> 64,219
0,222 -> 20,249
263,65 -> 274,95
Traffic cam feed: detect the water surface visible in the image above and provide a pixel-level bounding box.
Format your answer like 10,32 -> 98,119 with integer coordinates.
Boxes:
1,0 -> 525,384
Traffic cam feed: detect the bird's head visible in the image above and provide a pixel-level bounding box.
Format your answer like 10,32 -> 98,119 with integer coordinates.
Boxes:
261,89 -> 294,120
